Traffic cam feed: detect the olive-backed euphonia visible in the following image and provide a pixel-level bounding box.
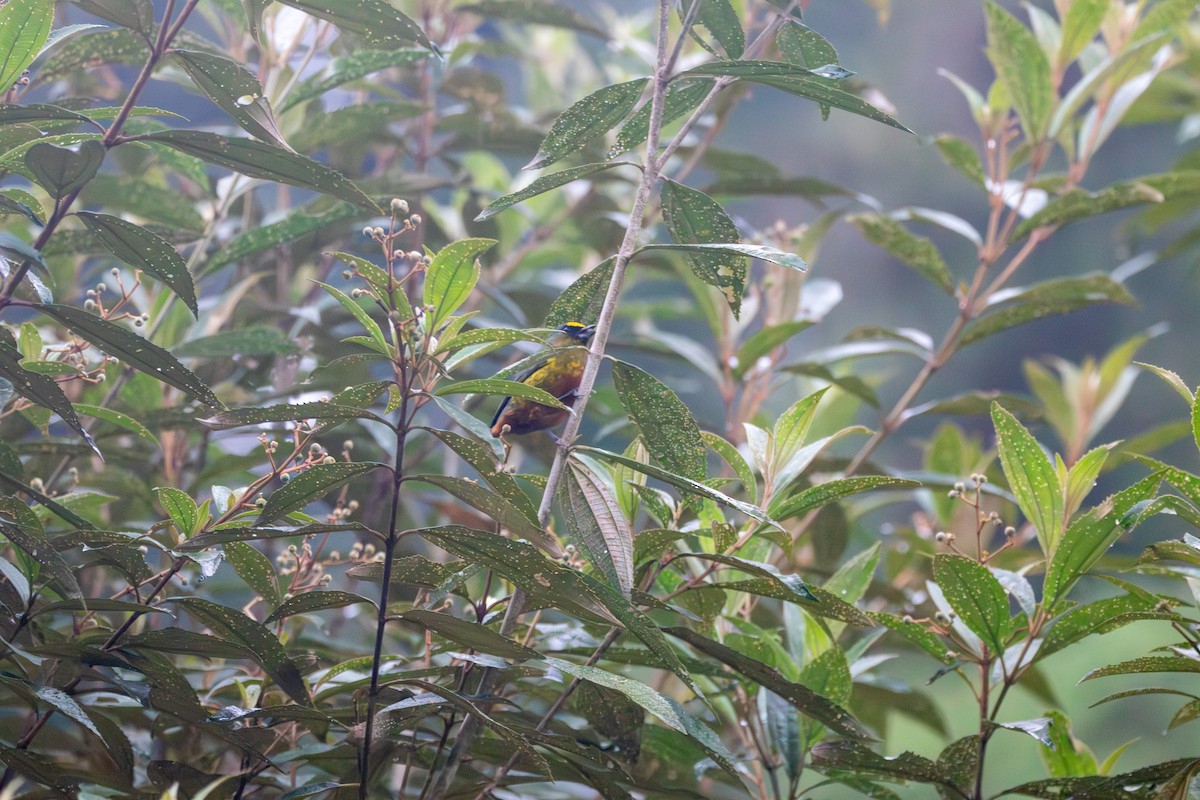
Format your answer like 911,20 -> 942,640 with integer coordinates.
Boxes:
491,322 -> 597,437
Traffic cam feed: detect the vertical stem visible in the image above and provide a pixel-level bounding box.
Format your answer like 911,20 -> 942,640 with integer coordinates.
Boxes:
974,654 -> 991,800
422,5 -> 677,798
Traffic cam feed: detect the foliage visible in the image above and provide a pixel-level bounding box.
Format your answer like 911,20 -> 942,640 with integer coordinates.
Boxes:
0,1 -> 1199,799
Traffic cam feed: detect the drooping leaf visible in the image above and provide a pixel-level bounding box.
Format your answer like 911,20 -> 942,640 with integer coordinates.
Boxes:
776,21 -> 838,69
178,522 -> 376,551
224,541 -> 281,606
397,609 -> 539,661
0,520 -> 81,599
264,590 -> 373,624
436,378 -> 568,410
526,78 -> 648,170
258,462 -> 385,526
810,740 -> 962,791
661,178 -> 746,315
962,274 -> 1137,348
165,597 -> 311,706
560,459 -> 634,596
419,525 -> 703,696
170,50 -> 289,148
771,476 -> 918,521
675,552 -> 815,602
611,78 -> 713,157
410,474 -> 551,551
142,130 -> 378,210
424,238 -> 496,330
850,213 -> 954,294
1012,174 -> 1200,240
677,60 -> 909,132
578,445 -> 780,529
174,327 -> 300,359
540,656 -> 736,774
75,212 -> 198,316
635,242 -> 806,272
0,344 -> 98,454
31,303 -> 222,408
197,402 -> 387,431
667,627 -> 871,740
688,0 -> 744,57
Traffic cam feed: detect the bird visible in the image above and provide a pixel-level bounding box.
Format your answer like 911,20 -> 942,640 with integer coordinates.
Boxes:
491,321 -> 597,438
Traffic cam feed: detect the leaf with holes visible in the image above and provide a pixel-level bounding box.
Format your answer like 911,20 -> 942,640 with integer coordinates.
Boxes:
661,179 -> 746,315
476,162 -> 634,220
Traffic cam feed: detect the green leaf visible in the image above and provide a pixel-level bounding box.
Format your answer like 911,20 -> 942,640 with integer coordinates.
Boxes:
674,552 -> 815,603
419,525 -> 703,696
458,0 -> 608,38
678,60 -> 911,132
689,0 -> 744,58
811,740 -> 962,792
666,627 -> 871,740
1043,471 -> 1161,608
1014,174 -> 1200,239
397,609 -> 539,661
577,445 -> 781,529
424,238 -> 496,331
435,377 -> 568,410
75,212 -> 198,316
174,327 -> 300,359
224,540 -> 281,605
279,48 -> 429,112
1007,758 -> 1198,800
198,402 -> 386,431
544,257 -> 613,327
1039,590 -> 1164,660
636,241 -> 807,273
1059,0 -> 1107,63
985,0 -> 1054,138
142,130 -> 378,210
24,139 -> 104,199
772,476 -> 918,522
422,427 -> 536,520
703,431 -> 757,504
869,611 -> 956,664
0,0 -> 53,94
316,280 -> 388,350
540,656 -> 737,774
263,590 -> 373,624
0,344 -> 98,454
1083,656 -> 1200,681
612,360 -> 705,482
992,403 -> 1063,553
166,597 -> 311,706
611,78 -> 713,157
560,459 -> 634,596
661,178 -> 746,315
70,0 -> 153,35
274,0 -> 436,51
776,21 -> 838,69
155,486 -> 200,536
170,50 -> 289,148
475,161 -> 634,220
733,320 -> 812,380
258,462 -> 385,526
0,519 -> 81,599
526,78 -> 648,170
410,474 -> 551,551
32,303 -> 222,408
933,554 -> 1012,653
849,213 -> 954,294
178,522 -> 375,551
0,187 -> 44,224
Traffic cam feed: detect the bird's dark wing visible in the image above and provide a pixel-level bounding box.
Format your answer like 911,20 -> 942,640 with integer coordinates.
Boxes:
491,357 -> 548,428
